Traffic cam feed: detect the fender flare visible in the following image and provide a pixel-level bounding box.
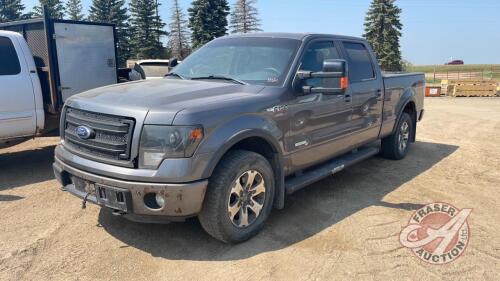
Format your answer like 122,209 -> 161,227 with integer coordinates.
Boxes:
392,89 -> 417,141
202,129 -> 283,177
201,125 -> 286,209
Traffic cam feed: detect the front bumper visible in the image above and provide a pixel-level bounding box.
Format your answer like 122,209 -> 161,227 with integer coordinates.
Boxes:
53,157 -> 208,221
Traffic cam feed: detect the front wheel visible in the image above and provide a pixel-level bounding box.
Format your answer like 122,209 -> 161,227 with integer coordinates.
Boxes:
380,112 -> 413,160
198,150 -> 275,243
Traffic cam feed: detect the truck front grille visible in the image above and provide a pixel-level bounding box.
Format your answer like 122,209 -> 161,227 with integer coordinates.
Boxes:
63,107 -> 135,162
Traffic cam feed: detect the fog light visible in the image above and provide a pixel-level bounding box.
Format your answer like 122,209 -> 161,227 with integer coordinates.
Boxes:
144,193 -> 165,210
155,193 -> 165,208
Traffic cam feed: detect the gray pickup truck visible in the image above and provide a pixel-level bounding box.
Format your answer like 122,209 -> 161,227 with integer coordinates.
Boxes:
53,33 -> 424,243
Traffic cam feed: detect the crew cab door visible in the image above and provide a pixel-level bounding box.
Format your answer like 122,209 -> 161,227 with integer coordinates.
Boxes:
0,35 -> 37,139
287,40 -> 353,171
340,41 -> 384,144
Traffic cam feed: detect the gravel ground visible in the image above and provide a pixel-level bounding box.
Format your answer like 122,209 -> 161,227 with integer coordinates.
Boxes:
1,98 -> 499,281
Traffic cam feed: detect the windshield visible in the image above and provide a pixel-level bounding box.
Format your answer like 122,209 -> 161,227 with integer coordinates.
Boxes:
172,37 -> 301,86
140,63 -> 170,78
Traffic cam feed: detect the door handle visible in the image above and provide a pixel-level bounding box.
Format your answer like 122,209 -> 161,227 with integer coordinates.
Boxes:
376,89 -> 382,97
344,93 -> 352,102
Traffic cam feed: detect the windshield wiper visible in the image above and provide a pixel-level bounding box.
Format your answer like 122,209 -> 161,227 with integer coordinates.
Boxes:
165,72 -> 186,80
190,75 -> 247,85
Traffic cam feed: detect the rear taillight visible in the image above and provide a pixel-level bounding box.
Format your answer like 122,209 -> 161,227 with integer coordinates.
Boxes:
340,77 -> 349,90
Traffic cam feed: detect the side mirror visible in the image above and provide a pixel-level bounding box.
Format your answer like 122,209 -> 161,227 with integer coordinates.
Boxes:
169,58 -> 179,68
297,59 -> 349,95
323,59 -> 346,74
133,63 -> 146,80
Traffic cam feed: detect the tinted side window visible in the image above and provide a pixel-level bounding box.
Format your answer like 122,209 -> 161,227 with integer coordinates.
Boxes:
342,42 -> 375,82
0,36 -> 21,75
299,41 -> 340,87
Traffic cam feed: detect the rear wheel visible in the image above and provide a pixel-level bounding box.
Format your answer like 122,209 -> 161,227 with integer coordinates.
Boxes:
198,150 -> 275,243
380,112 -> 413,160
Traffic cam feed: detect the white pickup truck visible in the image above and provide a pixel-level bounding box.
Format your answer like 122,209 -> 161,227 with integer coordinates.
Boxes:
0,17 -> 118,147
0,31 -> 45,145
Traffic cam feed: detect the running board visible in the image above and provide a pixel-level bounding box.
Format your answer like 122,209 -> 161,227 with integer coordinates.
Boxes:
285,146 -> 380,194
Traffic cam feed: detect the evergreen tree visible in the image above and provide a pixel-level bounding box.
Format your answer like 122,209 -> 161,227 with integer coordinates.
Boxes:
230,0 -> 261,34
88,0 -> 130,66
65,0 -> 84,20
363,0 -> 403,71
0,0 -> 24,23
167,0 -> 190,59
129,0 -> 166,59
188,0 -> 230,49
34,0 -> 65,19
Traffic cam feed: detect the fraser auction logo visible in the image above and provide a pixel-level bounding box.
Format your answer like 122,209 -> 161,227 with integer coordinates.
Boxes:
399,202 -> 472,264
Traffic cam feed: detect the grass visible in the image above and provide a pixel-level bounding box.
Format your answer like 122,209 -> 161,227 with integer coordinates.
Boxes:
408,64 -> 500,73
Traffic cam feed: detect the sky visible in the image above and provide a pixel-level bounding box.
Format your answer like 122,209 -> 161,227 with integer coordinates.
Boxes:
21,0 -> 500,65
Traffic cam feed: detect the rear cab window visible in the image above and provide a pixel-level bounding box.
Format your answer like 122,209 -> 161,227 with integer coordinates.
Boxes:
342,42 -> 375,82
0,36 -> 21,76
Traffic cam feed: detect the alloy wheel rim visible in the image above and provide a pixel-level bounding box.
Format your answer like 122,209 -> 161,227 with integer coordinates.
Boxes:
227,170 -> 266,228
399,121 -> 410,152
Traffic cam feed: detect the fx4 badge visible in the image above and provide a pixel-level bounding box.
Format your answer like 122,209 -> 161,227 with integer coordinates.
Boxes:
267,105 -> 288,114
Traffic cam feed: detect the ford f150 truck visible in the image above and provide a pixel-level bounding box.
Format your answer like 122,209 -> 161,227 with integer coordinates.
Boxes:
53,33 -> 424,243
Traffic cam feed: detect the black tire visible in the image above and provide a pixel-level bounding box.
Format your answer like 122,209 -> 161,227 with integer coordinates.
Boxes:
198,150 -> 275,243
380,112 -> 413,160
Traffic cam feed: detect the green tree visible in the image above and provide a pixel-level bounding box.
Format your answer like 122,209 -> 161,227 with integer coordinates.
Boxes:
34,0 -> 65,19
65,0 -> 84,20
188,0 -> 230,49
0,0 -> 24,23
230,0 -> 262,34
129,0 -> 166,59
88,0 -> 130,66
363,0 -> 403,71
167,0 -> 190,59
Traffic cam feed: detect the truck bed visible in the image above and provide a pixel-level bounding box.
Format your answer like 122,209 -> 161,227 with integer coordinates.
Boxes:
378,72 -> 425,139
383,72 -> 425,112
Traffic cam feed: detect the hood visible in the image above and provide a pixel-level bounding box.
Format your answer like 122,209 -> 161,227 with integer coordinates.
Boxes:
66,79 -> 265,125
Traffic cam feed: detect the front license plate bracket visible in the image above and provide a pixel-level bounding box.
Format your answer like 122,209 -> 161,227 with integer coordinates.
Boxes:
95,184 -> 132,213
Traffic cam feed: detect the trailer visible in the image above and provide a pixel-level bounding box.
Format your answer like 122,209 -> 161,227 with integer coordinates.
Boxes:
0,13 -> 118,121
0,8 -> 119,146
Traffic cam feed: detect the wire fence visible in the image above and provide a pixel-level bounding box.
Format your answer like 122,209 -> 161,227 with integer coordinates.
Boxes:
423,65 -> 500,84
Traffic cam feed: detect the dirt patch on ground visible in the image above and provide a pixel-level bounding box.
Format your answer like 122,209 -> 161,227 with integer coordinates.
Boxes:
1,98 -> 499,280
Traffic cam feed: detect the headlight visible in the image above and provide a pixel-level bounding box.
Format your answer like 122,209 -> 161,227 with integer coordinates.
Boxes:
139,125 -> 204,169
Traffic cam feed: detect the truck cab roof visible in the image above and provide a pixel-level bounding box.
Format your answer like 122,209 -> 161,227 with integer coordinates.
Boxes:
220,32 -> 365,42
0,30 -> 24,39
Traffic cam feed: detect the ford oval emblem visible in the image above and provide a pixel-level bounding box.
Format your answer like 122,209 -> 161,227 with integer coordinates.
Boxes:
75,125 -> 95,139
